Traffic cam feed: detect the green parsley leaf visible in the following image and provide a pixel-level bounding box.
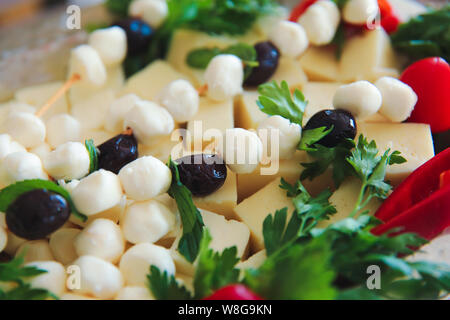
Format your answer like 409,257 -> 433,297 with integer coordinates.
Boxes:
0,179 -> 87,222
301,138 -> 356,188
167,159 -> 204,263
0,254 -> 56,300
186,43 -> 259,78
147,266 -> 192,300
244,236 -> 337,300
104,0 -> 133,17
85,139 -> 99,174
263,207 -> 301,256
193,229 -> 240,299
298,126 -> 333,151
257,80 -> 307,126
331,0 -> 350,9
330,23 -> 346,59
391,6 -> 450,62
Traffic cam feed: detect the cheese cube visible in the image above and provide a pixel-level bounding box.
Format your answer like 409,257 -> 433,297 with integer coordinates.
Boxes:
171,209 -> 250,276
71,89 -> 115,130
138,134 -> 184,162
236,250 -> 266,271
298,46 -> 340,82
270,57 -> 308,90
193,170 -> 237,220
14,82 -> 69,121
234,178 -> 295,252
237,151 -> 333,201
317,177 -> 382,228
339,28 -> 399,82
302,82 -> 342,123
357,122 -> 434,187
235,91 -> 268,130
121,60 -> 188,101
186,98 -> 234,148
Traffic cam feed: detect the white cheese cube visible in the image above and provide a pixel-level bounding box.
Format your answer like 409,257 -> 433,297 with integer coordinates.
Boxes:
71,169 -> 123,216
374,77 -> 417,122
25,261 -> 66,296
122,200 -> 176,244
269,21 -> 308,58
74,218 -> 125,263
6,112 -> 46,148
72,255 -> 124,299
118,156 -> 172,201
333,81 -> 382,119
88,27 -> 127,67
204,54 -> 244,102
119,243 -> 175,286
44,142 -> 90,180
123,100 -> 174,145
46,114 -> 82,148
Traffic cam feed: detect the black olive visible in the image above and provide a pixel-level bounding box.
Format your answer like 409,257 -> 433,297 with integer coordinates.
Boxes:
304,109 -> 357,147
244,41 -> 280,87
97,132 -> 138,174
112,18 -> 154,56
6,190 -> 71,240
175,154 -> 227,197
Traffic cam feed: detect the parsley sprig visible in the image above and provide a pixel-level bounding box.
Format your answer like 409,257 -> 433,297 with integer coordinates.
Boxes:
167,159 -> 205,263
0,254 -> 56,300
85,139 -> 99,174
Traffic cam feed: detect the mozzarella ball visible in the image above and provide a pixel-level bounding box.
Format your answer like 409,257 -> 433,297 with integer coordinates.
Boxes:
298,0 -> 340,45
6,112 -> 46,148
204,54 -> 244,101
49,228 -> 80,265
25,261 -> 66,296
375,77 -> 418,122
123,100 -> 174,145
218,128 -> 263,174
158,79 -> 199,122
0,152 -> 47,188
0,226 -> 6,253
74,219 -> 124,263
333,81 -> 382,119
119,243 -> 175,286
16,240 -> 54,263
60,293 -> 98,300
46,114 -> 82,148
118,156 -> 171,200
343,0 -> 379,25
269,21 -> 309,58
3,231 -> 26,256
69,45 -> 107,86
122,200 -> 175,244
129,0 -> 168,28
0,134 -> 26,160
105,94 -> 141,133
29,143 -> 52,162
71,169 -> 123,216
43,142 -> 90,180
257,115 -> 302,160
115,286 -> 155,300
88,27 -> 127,67
73,255 -> 123,299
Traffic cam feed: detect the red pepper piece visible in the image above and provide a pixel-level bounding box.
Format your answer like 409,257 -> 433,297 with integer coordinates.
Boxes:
380,11 -> 400,34
289,0 -> 318,22
203,284 -> 263,300
372,148 -> 450,240
440,170 -> 450,189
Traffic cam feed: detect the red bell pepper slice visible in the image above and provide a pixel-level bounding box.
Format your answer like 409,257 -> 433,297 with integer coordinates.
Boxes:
372,148 -> 450,240
203,284 -> 263,300
440,170 -> 450,189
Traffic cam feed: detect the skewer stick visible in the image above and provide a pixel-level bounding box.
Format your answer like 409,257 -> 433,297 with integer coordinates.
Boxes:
197,84 -> 208,97
35,73 -> 81,118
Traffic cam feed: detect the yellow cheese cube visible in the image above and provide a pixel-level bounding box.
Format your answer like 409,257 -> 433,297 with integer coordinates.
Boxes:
71,89 -> 115,130
357,122 -> 434,187
270,57 -> 308,90
237,250 -> 266,271
14,82 -> 69,121
171,209 -> 251,276
298,46 -> 340,82
317,177 -> 382,228
235,91 -> 268,130
237,151 -> 333,201
339,29 -> 399,82
193,170 -> 237,220
186,97 -> 234,148
138,134 -> 184,163
121,60 -> 188,101
302,82 -> 342,123
234,178 -> 294,252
